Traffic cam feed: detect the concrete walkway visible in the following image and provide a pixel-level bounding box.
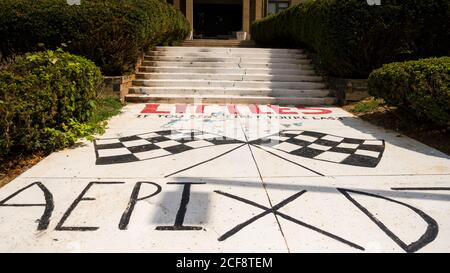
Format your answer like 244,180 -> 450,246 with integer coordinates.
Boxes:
0,103 -> 449,252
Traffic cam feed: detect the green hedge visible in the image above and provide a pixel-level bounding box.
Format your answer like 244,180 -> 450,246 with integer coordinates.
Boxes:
0,0 -> 190,75
368,57 -> 450,127
0,50 -> 103,156
251,0 -> 450,78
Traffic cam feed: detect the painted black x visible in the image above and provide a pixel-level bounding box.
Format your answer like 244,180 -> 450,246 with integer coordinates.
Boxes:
214,190 -> 364,251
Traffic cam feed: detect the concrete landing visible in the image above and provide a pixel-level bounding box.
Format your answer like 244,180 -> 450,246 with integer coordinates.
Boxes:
0,104 -> 449,252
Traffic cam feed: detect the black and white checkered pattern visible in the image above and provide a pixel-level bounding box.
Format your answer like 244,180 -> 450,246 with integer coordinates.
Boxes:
94,129 -> 244,165
250,130 -> 385,167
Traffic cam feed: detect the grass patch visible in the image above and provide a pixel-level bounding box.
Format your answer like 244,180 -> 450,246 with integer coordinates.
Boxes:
87,96 -> 123,132
350,98 -> 385,113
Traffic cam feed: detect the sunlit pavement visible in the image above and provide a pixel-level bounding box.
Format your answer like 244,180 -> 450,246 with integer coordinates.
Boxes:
0,103 -> 449,252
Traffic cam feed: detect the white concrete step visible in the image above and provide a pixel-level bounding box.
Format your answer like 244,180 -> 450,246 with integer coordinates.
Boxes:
129,86 -> 330,97
147,50 -> 306,59
142,61 -> 314,69
127,46 -> 334,106
132,79 -> 326,89
181,39 -> 257,48
138,66 -> 316,75
155,46 -> 303,54
125,93 -> 336,105
143,55 -> 311,64
135,72 -> 323,82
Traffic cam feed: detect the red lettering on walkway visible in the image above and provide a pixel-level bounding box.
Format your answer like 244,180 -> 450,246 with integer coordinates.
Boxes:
175,104 -> 187,114
270,105 -> 297,115
196,105 -> 206,114
249,105 -> 272,114
297,106 -> 332,115
141,104 -> 170,114
227,105 -> 240,115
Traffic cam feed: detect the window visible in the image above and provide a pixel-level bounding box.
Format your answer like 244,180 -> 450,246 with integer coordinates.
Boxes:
268,1 -> 290,15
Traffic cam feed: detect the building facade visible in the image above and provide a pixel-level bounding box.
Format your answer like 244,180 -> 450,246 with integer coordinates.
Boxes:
167,0 -> 303,39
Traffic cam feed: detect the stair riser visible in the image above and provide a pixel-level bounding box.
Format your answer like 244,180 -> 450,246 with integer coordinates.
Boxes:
155,46 -> 302,54
143,56 -> 310,64
147,51 -> 307,59
126,95 -> 335,105
142,61 -> 314,69
129,87 -> 330,97
181,45 -> 255,48
133,80 -> 326,89
136,73 -> 323,82
139,67 -> 316,75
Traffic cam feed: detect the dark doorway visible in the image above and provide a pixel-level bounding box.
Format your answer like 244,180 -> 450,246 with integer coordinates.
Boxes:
194,3 -> 242,38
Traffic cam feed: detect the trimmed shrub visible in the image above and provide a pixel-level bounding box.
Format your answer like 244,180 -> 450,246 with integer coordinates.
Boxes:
251,0 -> 450,78
0,0 -> 190,75
368,57 -> 450,127
0,50 -> 103,155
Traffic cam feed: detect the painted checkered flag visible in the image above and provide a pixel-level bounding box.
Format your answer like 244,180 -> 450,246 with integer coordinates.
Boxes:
94,129 -> 244,165
250,130 -> 385,168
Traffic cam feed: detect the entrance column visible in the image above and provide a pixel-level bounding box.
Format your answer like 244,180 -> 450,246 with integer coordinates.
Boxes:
242,0 -> 250,37
186,0 -> 194,34
255,0 -> 263,20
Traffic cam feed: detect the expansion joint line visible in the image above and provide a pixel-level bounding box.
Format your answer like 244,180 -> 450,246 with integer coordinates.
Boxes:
238,121 -> 291,252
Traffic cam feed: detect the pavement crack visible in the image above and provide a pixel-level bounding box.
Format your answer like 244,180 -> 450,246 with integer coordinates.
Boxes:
237,118 -> 291,253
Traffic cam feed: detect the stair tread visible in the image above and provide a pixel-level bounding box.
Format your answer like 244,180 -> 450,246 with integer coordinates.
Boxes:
156,46 -> 302,52
127,93 -> 334,99
139,66 -> 315,70
143,60 -> 310,64
133,79 -> 323,83
130,86 -> 328,91
136,72 -> 318,76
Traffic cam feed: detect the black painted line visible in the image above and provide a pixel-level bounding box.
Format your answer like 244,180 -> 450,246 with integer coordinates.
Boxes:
218,208 -> 272,241
96,144 -> 222,165
0,204 -> 46,207
215,190 -> 306,241
215,190 -> 364,250
338,188 -> 439,253
119,182 -> 162,230
239,123 -> 291,252
156,182 -> 205,231
56,182 -> 124,231
251,144 -> 325,176
93,139 -> 100,161
391,187 -> 450,191
274,212 -> 365,251
215,190 -> 270,211
164,143 -> 247,178
0,182 -> 54,230
174,184 -> 191,226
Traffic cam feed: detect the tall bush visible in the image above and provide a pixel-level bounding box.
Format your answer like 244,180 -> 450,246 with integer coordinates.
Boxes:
251,0 -> 450,78
0,50 -> 103,155
0,0 -> 190,75
368,57 -> 450,127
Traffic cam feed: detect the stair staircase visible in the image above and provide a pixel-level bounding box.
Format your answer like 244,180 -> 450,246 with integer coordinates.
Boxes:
126,46 -> 335,105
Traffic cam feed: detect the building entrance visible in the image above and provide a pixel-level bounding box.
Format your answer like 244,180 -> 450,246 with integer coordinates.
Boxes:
193,2 -> 243,39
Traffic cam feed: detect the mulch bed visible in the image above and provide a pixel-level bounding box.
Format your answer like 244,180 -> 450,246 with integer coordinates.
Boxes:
343,102 -> 450,156
0,153 -> 46,188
